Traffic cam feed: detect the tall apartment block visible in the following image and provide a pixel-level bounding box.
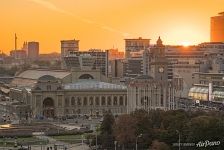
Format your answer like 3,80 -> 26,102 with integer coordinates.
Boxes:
28,41 -> 39,61
61,39 -> 79,69
211,12 -> 224,42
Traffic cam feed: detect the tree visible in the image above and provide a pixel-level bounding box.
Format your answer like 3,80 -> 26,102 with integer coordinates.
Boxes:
150,140 -> 170,150
100,112 -> 115,148
113,114 -> 137,148
100,112 -> 115,135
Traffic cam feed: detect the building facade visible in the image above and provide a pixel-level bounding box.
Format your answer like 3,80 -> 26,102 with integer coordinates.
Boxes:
64,49 -> 109,77
211,12 -> 224,42
127,37 -> 178,113
28,42 -> 39,61
61,39 -> 79,68
9,69 -> 126,118
125,37 -> 150,58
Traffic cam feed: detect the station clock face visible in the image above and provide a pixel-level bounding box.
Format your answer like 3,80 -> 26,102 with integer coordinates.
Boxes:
159,67 -> 164,73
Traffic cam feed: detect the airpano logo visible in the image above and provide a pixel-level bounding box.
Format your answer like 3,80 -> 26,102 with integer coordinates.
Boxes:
196,140 -> 220,147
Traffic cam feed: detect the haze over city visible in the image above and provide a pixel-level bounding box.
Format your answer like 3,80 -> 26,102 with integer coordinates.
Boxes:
1,0 -> 224,54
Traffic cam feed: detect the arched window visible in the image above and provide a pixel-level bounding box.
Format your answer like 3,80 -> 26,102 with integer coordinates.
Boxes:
113,96 -> 118,105
101,96 -> 106,105
79,74 -> 94,79
71,97 -> 76,106
95,97 -> 99,106
83,97 -> 87,106
89,97 -> 94,105
107,96 -> 111,106
119,96 -> 124,106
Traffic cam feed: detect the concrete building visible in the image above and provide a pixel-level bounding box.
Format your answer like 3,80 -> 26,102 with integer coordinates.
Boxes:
28,42 -> 39,61
211,12 -> 224,42
110,59 -> 124,78
61,39 -> 79,68
123,49 -> 150,78
9,69 -> 127,118
64,49 -> 109,77
125,37 -> 150,58
165,45 -> 204,97
108,48 -> 124,60
127,37 -> 178,113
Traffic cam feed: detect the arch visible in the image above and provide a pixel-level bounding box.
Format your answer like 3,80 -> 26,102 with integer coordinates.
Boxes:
89,97 -> 94,105
83,97 -> 88,106
95,97 -> 100,106
101,96 -> 106,105
71,97 -> 76,106
113,96 -> 118,105
79,74 -> 94,79
119,96 -> 124,106
43,97 -> 54,118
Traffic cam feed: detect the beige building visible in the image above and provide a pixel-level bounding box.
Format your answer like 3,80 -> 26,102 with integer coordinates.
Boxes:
127,37 -> 179,113
9,69 -> 127,118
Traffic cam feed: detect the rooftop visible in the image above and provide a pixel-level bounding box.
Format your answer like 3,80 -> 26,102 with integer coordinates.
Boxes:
16,69 -> 70,80
64,80 -> 126,90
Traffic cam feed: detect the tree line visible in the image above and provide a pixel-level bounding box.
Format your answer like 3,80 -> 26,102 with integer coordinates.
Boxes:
88,109 -> 224,150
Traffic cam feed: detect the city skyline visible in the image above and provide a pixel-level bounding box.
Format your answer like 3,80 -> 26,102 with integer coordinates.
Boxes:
1,0 -> 224,54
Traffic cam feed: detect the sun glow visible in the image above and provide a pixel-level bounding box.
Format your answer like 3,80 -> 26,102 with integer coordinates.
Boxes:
181,41 -> 191,47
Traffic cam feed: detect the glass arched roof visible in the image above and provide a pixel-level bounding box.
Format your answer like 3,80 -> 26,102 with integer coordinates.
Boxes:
64,80 -> 127,90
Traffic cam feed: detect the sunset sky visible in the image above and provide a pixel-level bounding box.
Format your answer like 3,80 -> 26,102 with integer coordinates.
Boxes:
1,0 -> 224,54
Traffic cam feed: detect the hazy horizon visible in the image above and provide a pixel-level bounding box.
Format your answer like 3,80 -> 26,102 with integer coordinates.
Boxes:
1,0 -> 224,54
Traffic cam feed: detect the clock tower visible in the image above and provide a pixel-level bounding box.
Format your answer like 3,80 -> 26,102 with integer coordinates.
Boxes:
149,37 -> 168,81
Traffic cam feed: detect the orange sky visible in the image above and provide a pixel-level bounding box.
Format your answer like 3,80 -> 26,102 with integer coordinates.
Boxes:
0,0 -> 224,54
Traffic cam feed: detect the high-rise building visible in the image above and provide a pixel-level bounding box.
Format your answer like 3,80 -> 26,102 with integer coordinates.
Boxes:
61,39 -> 79,68
28,42 -> 39,61
124,37 -> 150,58
64,49 -> 109,76
211,12 -> 224,42
108,48 -> 124,60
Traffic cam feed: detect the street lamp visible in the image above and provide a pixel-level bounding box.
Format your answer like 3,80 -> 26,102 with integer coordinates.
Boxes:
176,130 -> 181,150
136,134 -> 142,150
114,141 -> 117,150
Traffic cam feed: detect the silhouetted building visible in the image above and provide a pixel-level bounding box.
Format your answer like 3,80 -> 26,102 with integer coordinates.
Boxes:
10,50 -> 26,60
28,41 -> 39,61
211,12 -> 224,42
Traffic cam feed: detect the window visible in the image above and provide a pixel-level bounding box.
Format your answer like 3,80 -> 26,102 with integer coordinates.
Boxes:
95,97 -> 100,106
89,97 -> 94,105
83,97 -> 87,106
119,96 -> 123,106
113,96 -> 118,105
101,97 -> 106,105
71,97 -> 76,106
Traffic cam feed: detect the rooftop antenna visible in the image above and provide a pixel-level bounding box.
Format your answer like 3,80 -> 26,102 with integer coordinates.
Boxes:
15,33 -> 17,50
